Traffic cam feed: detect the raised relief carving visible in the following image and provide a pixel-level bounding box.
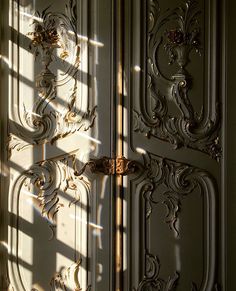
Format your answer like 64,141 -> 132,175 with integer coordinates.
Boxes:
133,251 -> 179,291
8,0 -> 97,157
133,0 -> 221,161
50,260 -> 91,291
135,152 -> 218,290
142,152 -> 215,236
9,153 -> 91,290
14,154 -> 90,240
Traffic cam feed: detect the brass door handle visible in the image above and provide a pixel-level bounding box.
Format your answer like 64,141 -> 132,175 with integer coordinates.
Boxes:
74,156 -> 140,176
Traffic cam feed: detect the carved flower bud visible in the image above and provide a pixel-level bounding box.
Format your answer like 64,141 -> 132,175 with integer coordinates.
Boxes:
167,29 -> 184,45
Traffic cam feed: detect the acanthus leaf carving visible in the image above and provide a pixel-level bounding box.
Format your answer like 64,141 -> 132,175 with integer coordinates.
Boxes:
142,152 -> 217,237
50,259 -> 92,291
134,0 -> 221,161
14,154 -> 90,240
8,0 -> 97,157
50,260 -> 83,291
134,152 -> 219,290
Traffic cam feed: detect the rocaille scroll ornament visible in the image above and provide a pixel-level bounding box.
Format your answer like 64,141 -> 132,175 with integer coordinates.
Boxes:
133,152 -> 219,290
13,154 -> 90,240
8,0 -> 97,157
133,252 -> 179,291
141,152 -> 217,237
134,0 -> 221,161
50,259 -> 91,291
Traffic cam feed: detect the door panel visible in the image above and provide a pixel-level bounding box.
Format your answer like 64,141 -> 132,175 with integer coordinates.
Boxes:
1,0 -> 114,290
125,0 -> 223,290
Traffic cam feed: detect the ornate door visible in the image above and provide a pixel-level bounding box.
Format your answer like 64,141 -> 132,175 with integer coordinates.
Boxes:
1,0 -> 114,290
0,0 -> 227,291
125,0 -> 225,290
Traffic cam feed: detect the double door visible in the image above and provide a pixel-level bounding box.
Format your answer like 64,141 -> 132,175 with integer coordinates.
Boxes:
0,0 -> 228,290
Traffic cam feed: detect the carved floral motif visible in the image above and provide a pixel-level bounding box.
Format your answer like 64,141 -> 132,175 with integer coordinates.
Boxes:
164,0 -> 201,75
133,0 -> 221,161
8,0 -> 97,157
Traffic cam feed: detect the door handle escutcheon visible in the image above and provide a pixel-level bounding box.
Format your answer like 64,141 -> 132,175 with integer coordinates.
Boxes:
74,156 -> 140,176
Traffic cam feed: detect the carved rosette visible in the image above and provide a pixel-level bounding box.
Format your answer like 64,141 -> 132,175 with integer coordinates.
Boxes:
134,0 -> 221,161
8,0 -> 97,157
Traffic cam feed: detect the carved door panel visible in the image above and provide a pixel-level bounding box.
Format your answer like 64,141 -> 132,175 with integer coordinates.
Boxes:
0,0 -> 228,291
124,0 -> 225,291
0,0 -> 114,290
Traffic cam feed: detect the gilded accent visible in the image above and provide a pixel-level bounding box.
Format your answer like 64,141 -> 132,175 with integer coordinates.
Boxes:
133,0 -> 221,160
164,0 -> 201,76
74,156 -> 140,176
16,154 -> 90,240
50,260 -> 86,291
8,0 -> 97,157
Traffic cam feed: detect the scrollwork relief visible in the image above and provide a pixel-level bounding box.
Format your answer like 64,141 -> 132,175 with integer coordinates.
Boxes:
133,251 -> 179,291
13,154 -> 90,240
50,260 -> 84,291
134,0 -> 221,161
50,259 -> 92,291
8,0 -> 97,157
141,152 -> 215,237
136,152 -> 218,290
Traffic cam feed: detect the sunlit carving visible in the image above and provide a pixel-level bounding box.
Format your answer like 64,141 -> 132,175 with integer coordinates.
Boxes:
15,154 -> 90,240
50,260 -> 85,291
8,0 -> 97,157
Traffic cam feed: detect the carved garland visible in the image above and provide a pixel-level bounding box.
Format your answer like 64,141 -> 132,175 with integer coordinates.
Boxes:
133,0 -> 221,161
8,0 -> 97,157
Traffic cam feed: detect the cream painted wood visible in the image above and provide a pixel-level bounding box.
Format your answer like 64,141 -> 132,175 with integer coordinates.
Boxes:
1,0 -> 114,290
